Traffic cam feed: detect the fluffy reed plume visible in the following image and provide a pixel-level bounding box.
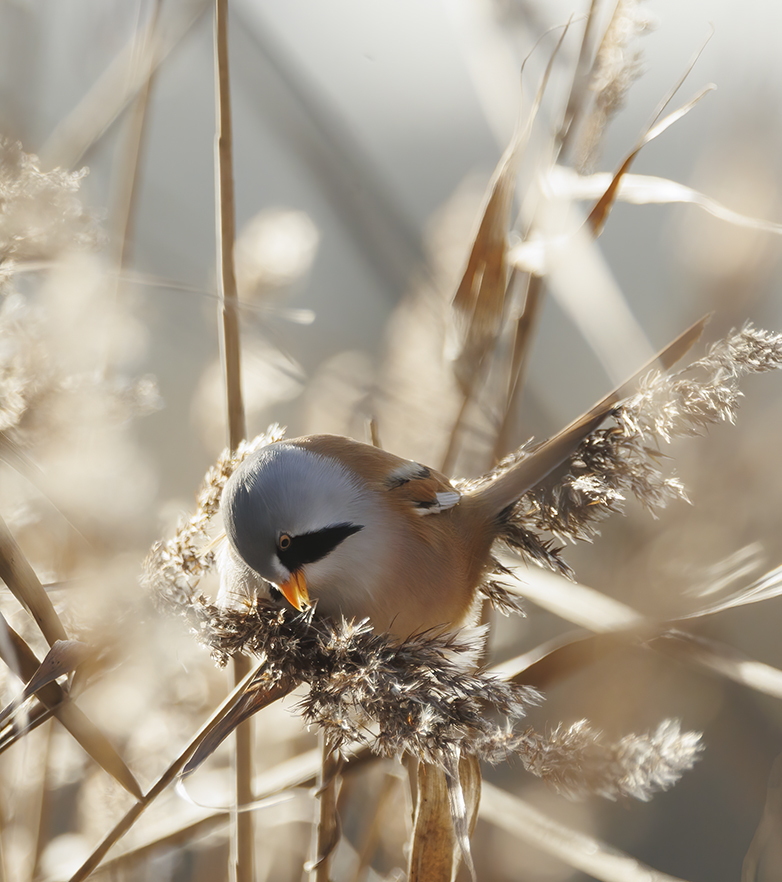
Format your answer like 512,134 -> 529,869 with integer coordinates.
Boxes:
0,138 -> 99,440
488,324 -> 782,574
577,0 -> 654,170
149,577 -> 702,805
0,137 -> 100,268
0,140 -> 160,558
0,138 -> 160,438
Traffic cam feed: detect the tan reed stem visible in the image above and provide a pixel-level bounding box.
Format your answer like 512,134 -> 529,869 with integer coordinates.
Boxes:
492,272 -> 544,463
214,1 -> 253,879
308,733 -> 342,882
114,0 -> 162,272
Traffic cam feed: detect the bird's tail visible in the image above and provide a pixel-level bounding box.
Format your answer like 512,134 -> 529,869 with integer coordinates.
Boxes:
468,314 -> 709,516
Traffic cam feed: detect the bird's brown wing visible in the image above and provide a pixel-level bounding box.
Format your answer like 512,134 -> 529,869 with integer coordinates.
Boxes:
383,460 -> 461,515
291,435 -> 461,515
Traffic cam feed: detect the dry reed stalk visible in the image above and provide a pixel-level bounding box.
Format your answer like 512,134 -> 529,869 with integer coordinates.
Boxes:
557,0 -> 602,156
41,1 -> 209,168
99,745 -> 376,875
0,702 -> 53,753
308,734 -> 342,882
111,0 -> 162,273
493,1 -> 646,462
229,654 -> 255,880
215,0 -> 246,453
442,24 -> 570,474
491,271 -> 544,462
350,771 -> 398,881
66,659 -> 264,882
0,514 -> 68,648
214,1 -> 253,879
742,754 -> 782,882
0,563 -> 142,800
30,718 -> 53,880
408,755 -> 481,882
479,780 -> 689,882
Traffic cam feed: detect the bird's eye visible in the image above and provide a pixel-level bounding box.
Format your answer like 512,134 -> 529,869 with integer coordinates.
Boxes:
278,533 -> 292,550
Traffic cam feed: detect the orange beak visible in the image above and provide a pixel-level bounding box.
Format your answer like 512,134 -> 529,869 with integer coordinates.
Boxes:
278,570 -> 310,611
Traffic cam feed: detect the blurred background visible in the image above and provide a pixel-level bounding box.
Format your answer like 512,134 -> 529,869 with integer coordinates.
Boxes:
1,0 -> 782,880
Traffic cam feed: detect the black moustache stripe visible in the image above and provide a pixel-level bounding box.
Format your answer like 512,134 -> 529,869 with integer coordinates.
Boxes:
277,522 -> 363,572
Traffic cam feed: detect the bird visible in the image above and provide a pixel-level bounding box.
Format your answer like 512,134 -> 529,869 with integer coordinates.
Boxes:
217,318 -> 706,641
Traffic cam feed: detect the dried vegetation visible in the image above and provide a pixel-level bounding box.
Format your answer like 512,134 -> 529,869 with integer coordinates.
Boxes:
2,2 -> 782,882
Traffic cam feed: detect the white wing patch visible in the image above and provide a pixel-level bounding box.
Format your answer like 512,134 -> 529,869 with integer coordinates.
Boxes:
414,490 -> 462,516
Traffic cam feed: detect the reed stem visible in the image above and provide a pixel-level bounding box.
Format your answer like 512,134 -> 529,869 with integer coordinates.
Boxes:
214,1 -> 252,879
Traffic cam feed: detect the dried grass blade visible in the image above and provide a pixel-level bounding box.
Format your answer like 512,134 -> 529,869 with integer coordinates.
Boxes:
443,23 -> 572,472
742,754 -> 782,882
490,629 -> 643,690
451,20 -> 571,359
41,1 -> 209,167
587,85 -> 714,235
182,671 -> 295,777
623,175 -> 782,233
0,639 -> 90,726
0,613 -> 142,800
0,514 -> 69,647
680,564 -> 782,619
499,568 -> 782,702
557,0 -> 601,154
442,750 -> 480,882
0,702 -> 53,753
66,659 -> 265,882
660,632 -> 782,702
549,167 -> 782,236
479,781 -> 692,882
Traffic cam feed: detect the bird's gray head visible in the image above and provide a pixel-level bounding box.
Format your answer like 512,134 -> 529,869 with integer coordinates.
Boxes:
221,443 -> 366,584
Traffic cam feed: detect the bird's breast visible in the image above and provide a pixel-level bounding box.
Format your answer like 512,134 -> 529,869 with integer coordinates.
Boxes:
305,502 -> 494,641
